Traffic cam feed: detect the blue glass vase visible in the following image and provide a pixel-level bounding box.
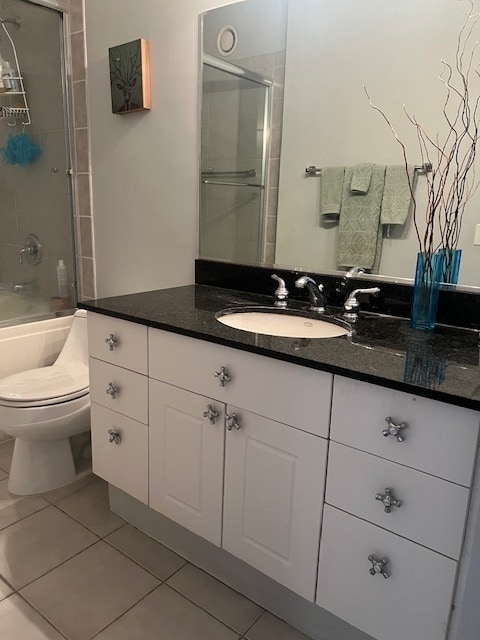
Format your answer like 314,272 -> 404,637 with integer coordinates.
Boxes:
438,248 -> 462,285
409,251 -> 444,331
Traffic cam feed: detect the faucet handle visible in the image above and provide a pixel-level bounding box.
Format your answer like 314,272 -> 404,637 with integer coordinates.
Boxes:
271,274 -> 289,308
344,287 -> 380,320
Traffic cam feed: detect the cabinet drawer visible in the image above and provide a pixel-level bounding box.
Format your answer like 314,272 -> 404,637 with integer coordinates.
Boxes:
87,312 -> 147,374
326,442 -> 470,559
148,328 -> 332,437
89,358 -> 148,424
316,505 -> 457,640
91,403 -> 148,504
331,376 -> 479,486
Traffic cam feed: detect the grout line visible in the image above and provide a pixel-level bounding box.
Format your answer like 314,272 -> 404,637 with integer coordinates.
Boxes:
89,582 -> 160,640
14,591 -> 70,640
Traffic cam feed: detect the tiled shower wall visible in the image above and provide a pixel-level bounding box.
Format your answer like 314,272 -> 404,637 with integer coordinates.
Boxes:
69,0 -> 95,300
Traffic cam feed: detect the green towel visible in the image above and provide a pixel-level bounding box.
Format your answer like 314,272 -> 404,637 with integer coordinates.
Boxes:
320,167 -> 345,219
337,165 -> 386,271
381,165 -> 417,225
350,163 -> 373,194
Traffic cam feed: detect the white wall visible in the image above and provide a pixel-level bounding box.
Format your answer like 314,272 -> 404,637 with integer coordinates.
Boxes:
85,0 -> 243,298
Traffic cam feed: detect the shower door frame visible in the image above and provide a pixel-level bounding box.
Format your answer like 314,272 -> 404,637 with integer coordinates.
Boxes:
10,0 -> 78,305
200,53 -> 272,264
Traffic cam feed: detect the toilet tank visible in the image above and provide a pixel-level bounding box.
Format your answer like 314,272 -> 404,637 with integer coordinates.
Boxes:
54,309 -> 88,368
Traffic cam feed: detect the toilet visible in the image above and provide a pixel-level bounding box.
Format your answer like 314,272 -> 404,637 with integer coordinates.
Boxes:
0,309 -> 90,495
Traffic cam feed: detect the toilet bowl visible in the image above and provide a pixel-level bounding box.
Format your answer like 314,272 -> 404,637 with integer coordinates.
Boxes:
0,309 -> 90,495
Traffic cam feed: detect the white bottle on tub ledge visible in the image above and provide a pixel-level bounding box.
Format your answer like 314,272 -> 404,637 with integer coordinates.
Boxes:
56,259 -> 68,299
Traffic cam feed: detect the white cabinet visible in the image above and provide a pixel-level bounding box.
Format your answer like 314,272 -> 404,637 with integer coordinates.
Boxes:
223,406 -> 327,600
149,380 -> 225,546
86,312 -> 480,640
316,375 -> 480,640
87,313 -> 149,504
147,328 -> 330,600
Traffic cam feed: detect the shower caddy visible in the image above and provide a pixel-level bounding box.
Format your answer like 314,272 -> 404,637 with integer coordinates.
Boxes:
0,17 -> 30,126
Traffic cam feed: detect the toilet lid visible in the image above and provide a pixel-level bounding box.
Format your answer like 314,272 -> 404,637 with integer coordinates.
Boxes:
0,364 -> 89,405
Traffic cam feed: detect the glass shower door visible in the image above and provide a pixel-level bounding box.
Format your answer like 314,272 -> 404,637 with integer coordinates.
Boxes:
200,61 -> 270,264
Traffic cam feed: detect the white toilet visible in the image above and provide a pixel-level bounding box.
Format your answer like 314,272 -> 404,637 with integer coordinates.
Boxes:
0,309 -> 90,495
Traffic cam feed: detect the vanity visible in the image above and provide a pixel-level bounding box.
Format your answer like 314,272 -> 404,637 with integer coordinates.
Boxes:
80,281 -> 480,640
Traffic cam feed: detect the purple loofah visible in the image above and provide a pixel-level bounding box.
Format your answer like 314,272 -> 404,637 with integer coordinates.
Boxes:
0,133 -> 41,166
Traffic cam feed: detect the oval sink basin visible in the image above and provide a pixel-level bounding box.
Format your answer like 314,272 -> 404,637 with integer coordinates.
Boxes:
216,307 -> 351,339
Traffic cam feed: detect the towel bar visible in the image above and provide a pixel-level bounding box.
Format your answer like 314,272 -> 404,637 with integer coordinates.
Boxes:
305,163 -> 432,177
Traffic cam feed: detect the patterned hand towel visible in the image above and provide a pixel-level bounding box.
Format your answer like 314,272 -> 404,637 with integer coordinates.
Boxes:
337,165 -> 387,270
320,167 -> 345,219
380,165 -> 417,225
350,163 -> 373,194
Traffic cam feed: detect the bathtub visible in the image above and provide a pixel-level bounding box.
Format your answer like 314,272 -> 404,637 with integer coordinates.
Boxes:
0,289 -> 52,326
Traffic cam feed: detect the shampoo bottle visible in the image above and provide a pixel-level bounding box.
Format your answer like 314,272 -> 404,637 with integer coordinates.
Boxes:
56,259 -> 68,299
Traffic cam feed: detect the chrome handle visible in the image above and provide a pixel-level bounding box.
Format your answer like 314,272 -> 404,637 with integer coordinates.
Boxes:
203,404 -> 219,425
375,488 -> 402,513
108,428 -> 121,445
105,334 -> 118,351
214,366 -> 231,387
383,416 -> 407,442
226,412 -> 241,431
368,554 -> 390,579
106,382 -> 119,399
271,273 -> 289,307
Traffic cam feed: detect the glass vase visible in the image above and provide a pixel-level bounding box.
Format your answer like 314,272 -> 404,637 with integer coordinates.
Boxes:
409,251 -> 444,331
438,248 -> 462,285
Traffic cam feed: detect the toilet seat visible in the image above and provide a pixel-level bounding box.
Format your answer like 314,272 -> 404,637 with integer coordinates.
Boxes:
0,364 -> 88,408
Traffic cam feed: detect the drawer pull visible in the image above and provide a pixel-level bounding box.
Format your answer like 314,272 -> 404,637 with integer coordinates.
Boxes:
214,366 -> 231,387
375,488 -> 402,513
368,554 -> 390,579
108,428 -> 121,445
226,412 -> 241,431
106,382 -> 119,399
383,416 -> 407,442
105,334 -> 118,351
203,404 -> 219,425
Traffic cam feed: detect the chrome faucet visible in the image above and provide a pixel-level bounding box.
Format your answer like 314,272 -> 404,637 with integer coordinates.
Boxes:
343,287 -> 380,320
271,274 -> 289,308
295,276 -> 327,313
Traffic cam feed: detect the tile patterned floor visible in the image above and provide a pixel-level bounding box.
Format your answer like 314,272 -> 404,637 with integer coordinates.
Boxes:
0,439 -> 312,640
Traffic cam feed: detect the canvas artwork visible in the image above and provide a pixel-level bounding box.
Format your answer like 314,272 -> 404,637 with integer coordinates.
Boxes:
108,39 -> 151,114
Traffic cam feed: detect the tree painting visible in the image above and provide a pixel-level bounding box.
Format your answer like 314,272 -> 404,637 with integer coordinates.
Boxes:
109,39 -> 151,114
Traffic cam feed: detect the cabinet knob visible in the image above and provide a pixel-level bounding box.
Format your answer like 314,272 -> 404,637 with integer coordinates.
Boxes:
203,404 -> 219,425
214,366 -> 231,387
108,428 -> 121,445
383,416 -> 407,442
368,554 -> 390,579
226,412 -> 241,431
106,382 -> 119,399
105,334 -> 118,351
375,488 -> 402,513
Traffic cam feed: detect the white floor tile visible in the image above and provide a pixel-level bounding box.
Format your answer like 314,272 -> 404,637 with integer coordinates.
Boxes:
0,594 -> 64,639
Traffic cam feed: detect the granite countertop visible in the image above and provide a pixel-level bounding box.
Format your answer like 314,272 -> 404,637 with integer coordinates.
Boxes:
80,284 -> 480,411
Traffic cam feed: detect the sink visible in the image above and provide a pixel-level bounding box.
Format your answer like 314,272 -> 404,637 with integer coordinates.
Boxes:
215,307 -> 351,339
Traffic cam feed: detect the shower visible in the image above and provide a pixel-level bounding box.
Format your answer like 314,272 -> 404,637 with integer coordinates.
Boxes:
0,0 -> 76,327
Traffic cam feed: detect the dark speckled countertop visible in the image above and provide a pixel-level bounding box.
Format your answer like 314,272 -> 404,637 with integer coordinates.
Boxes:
79,284 -> 480,411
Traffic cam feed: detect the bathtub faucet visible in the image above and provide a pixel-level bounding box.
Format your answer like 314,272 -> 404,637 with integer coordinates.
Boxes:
12,279 -> 39,295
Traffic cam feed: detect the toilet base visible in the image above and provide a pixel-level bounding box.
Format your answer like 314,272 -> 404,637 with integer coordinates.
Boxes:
8,437 -> 78,495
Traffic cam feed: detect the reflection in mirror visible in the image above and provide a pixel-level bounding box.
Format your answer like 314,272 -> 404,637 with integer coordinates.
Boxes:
199,0 -> 480,289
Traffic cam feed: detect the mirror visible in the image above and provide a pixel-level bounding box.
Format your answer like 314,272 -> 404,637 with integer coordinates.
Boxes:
200,0 -> 480,289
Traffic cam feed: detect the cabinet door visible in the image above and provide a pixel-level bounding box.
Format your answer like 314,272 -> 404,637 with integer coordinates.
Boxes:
91,403 -> 148,504
223,406 -> 327,601
149,380 -> 225,546
317,506 -> 457,640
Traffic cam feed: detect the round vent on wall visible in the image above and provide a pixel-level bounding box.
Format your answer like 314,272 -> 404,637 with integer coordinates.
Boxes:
216,25 -> 238,57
